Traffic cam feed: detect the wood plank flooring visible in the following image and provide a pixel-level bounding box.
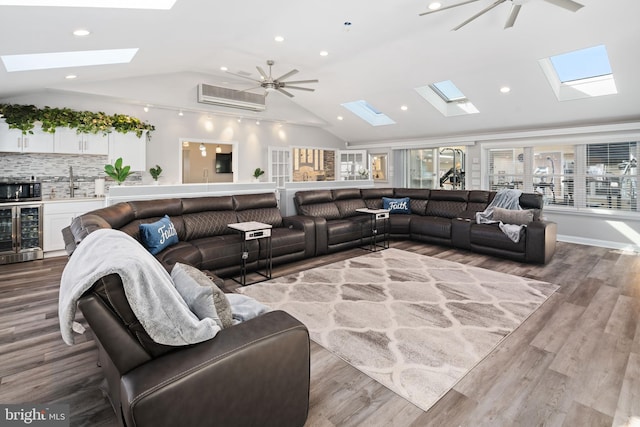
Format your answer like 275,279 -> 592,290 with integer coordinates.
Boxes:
1,240 -> 639,426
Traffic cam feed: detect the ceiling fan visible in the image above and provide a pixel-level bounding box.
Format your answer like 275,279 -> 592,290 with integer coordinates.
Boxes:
226,60 -> 318,98
419,0 -> 584,31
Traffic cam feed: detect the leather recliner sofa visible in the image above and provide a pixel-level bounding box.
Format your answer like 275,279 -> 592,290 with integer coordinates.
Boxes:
64,192 -> 315,276
79,272 -> 310,427
294,188 -> 557,264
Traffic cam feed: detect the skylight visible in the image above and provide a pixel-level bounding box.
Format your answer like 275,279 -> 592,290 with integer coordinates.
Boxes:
430,80 -> 467,102
1,48 -> 139,72
0,0 -> 176,9
415,80 -> 479,117
539,44 -> 617,101
341,100 -> 396,127
549,45 -> 612,83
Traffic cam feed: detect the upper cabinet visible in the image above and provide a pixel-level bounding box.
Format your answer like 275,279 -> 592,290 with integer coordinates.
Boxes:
53,128 -> 109,155
109,131 -> 147,171
0,121 -> 54,153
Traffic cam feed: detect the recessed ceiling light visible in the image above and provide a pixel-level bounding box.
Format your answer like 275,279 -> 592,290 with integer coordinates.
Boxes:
500,86 -> 511,93
337,116 -> 344,121
1,48 -> 138,72
428,2 -> 442,11
220,66 -> 228,71
256,120 -> 260,125
65,74 -> 77,79
401,105 -> 408,111
320,51 -> 329,57
0,0 -> 177,9
178,110 -> 184,116
143,106 -> 149,112
274,35 -> 284,42
73,29 -> 90,37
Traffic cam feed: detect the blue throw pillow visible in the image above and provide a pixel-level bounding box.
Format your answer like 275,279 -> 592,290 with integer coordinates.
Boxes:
139,215 -> 179,255
382,197 -> 410,214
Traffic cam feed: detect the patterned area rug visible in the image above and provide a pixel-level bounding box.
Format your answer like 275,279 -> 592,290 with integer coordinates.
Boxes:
237,248 -> 558,412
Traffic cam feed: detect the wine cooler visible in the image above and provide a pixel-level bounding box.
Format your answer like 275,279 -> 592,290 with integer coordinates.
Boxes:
0,204 -> 43,265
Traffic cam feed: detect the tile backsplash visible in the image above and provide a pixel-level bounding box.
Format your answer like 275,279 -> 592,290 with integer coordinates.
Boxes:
0,153 -> 141,199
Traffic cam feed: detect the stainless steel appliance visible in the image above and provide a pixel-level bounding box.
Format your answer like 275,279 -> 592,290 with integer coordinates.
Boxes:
0,180 -> 42,203
0,203 -> 43,264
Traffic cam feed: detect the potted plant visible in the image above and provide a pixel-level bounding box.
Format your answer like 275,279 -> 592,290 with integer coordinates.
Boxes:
252,167 -> 265,182
149,165 -> 163,184
104,157 -> 133,185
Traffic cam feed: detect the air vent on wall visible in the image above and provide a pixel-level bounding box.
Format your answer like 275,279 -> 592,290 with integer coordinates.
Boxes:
197,83 -> 266,111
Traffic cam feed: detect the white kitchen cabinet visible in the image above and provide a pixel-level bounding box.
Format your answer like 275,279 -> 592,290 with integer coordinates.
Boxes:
43,199 -> 104,253
53,128 -> 109,155
109,131 -> 147,171
0,121 -> 54,153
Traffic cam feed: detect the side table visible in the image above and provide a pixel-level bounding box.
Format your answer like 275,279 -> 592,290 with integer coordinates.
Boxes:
355,208 -> 390,252
227,221 -> 273,286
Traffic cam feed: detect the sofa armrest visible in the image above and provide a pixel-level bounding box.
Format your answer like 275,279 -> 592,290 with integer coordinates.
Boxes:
525,220 -> 557,264
120,310 -> 310,427
282,215 -> 316,258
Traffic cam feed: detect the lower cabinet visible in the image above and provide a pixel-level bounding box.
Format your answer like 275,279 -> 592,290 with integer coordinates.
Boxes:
43,200 -> 105,253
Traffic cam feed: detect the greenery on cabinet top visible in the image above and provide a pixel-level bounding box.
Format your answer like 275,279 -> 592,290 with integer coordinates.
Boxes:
0,103 -> 155,138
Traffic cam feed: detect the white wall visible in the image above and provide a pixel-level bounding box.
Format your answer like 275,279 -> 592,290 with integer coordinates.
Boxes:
1,91 -> 345,184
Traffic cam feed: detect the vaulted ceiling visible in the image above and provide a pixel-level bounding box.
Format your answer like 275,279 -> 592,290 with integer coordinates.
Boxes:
0,0 -> 638,143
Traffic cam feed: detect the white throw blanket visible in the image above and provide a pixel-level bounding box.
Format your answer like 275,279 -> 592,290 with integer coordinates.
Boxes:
476,189 -> 525,243
59,228 -> 220,346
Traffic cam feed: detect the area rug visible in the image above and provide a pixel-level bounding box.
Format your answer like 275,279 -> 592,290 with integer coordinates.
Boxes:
236,248 -> 558,412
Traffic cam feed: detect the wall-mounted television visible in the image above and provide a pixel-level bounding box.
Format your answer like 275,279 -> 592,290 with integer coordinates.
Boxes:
215,153 -> 232,174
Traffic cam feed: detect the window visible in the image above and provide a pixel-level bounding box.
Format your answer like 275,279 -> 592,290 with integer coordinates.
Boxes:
339,150 -> 368,180
486,142 -> 638,213
268,147 -> 290,188
584,142 -> 637,211
340,101 -> 395,126
488,148 -> 524,191
539,44 -> 617,100
407,147 -> 466,189
415,80 -> 479,117
533,145 -> 575,206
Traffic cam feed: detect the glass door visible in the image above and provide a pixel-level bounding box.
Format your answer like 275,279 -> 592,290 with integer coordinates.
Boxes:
0,206 -> 14,254
18,205 -> 42,252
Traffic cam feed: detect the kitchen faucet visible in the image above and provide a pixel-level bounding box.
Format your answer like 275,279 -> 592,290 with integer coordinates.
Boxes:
69,166 -> 76,198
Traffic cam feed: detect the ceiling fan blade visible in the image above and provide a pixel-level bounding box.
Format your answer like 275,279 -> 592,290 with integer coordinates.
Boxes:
225,71 -> 261,83
275,69 -> 299,82
277,88 -> 295,98
281,79 -> 319,85
281,85 -> 315,92
504,3 -> 521,29
419,0 -> 481,16
256,66 -> 268,80
452,0 -> 506,31
543,0 -> 584,12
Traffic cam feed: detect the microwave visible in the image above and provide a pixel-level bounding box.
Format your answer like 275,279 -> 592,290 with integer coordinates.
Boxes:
0,181 -> 42,203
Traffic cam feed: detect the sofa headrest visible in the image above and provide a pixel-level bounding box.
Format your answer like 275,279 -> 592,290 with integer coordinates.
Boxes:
129,198 -> 183,219
88,202 -> 135,230
182,196 -> 234,213
429,190 -> 469,202
295,190 -> 333,205
360,188 -> 394,199
394,188 -> 430,199
332,188 -> 362,200
519,193 -> 543,210
468,191 -> 491,203
233,193 -> 277,211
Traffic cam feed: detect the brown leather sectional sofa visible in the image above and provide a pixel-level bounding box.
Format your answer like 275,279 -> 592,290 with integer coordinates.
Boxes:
62,188 -> 557,426
66,192 -> 315,276
294,187 -> 557,264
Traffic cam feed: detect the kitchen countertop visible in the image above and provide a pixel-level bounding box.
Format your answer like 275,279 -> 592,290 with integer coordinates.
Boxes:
42,197 -> 105,204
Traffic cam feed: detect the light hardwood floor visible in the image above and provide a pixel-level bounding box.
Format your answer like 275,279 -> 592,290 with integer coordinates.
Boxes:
0,241 -> 638,426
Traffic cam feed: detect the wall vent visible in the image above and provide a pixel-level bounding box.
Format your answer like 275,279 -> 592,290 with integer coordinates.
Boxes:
197,84 -> 266,111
